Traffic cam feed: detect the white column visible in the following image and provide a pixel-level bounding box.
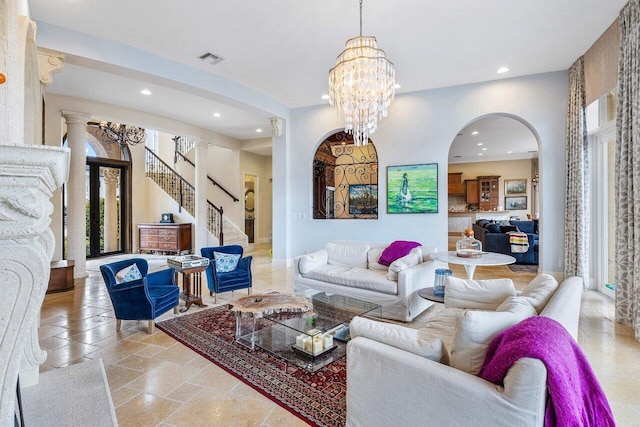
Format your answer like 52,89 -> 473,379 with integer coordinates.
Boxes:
194,139 -> 209,252
102,168 -> 120,252
271,118 -> 291,267
63,111 -> 90,278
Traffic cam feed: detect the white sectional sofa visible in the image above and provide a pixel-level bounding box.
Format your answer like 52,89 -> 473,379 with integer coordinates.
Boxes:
346,274 -> 584,427
293,240 -> 447,321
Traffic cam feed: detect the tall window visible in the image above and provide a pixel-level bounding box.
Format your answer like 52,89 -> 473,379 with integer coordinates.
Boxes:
312,131 -> 378,219
589,89 -> 617,296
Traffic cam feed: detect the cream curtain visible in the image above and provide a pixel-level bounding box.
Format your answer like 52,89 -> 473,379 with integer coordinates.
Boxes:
616,0 -> 640,342
564,57 -> 589,284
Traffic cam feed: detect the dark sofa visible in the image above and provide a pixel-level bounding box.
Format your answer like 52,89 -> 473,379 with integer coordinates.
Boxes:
472,220 -> 539,265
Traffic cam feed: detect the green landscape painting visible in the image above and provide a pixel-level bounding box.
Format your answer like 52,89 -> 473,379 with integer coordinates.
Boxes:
387,164 -> 438,213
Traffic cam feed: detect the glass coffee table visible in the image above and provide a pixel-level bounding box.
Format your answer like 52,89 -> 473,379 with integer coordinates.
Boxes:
233,291 -> 381,372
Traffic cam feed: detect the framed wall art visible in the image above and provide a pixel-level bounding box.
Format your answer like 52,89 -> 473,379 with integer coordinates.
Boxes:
348,184 -> 378,216
387,163 -> 438,214
505,179 -> 526,195
505,195 -> 527,210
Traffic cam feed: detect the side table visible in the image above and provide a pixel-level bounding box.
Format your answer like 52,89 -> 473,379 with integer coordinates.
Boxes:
417,287 -> 444,303
47,260 -> 75,293
170,264 -> 209,312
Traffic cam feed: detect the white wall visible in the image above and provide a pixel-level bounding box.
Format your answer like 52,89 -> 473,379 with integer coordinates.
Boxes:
286,72 -> 568,275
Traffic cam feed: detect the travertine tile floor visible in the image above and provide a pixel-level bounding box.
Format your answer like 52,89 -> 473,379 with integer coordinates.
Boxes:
37,245 -> 640,426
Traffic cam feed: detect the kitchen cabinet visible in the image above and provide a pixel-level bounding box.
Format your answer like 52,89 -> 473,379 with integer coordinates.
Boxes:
448,172 -> 464,195
465,179 -> 479,204
478,175 -> 500,211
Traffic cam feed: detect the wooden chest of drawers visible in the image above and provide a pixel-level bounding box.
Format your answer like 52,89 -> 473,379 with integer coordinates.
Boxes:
138,223 -> 192,255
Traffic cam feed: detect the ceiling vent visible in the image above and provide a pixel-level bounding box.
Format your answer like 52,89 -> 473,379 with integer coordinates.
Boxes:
199,53 -> 224,66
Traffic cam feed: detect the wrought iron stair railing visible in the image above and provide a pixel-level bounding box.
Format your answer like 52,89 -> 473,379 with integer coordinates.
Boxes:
173,136 -> 240,203
145,147 -> 224,244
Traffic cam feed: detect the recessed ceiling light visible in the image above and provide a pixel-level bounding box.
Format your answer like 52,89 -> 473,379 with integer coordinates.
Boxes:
507,150 -> 513,154
497,66 -> 510,74
482,147 -> 487,151
256,128 -> 263,133
478,153 -> 483,156
213,113 -> 221,118
140,89 -> 152,95
394,83 -> 402,89
477,143 -> 483,146
471,131 -> 479,135
321,94 -> 330,100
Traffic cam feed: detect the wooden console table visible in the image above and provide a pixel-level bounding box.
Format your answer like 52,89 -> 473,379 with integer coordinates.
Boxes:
138,223 -> 192,255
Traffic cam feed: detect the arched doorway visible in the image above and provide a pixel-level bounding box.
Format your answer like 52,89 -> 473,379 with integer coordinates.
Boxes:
63,130 -> 132,258
447,114 -> 540,267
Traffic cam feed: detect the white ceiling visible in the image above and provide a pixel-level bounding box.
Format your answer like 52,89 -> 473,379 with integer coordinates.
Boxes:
29,0 -> 626,142
449,116 -> 538,164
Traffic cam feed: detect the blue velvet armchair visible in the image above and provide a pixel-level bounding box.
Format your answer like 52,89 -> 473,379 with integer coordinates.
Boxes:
201,245 -> 252,303
100,258 -> 180,334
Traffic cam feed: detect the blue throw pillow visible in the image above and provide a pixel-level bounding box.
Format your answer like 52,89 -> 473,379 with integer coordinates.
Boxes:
486,223 -> 501,233
115,263 -> 142,284
214,252 -> 241,273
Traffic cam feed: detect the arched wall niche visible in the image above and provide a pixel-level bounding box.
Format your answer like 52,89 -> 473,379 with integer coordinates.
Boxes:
312,130 -> 378,219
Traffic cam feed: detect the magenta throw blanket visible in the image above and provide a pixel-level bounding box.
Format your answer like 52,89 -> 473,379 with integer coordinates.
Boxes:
378,240 -> 421,266
479,316 -> 615,427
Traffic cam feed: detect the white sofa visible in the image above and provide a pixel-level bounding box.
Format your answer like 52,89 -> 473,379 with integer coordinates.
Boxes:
346,275 -> 584,427
294,240 -> 447,321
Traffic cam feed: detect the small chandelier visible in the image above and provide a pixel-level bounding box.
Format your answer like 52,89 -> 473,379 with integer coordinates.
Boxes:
91,121 -> 147,147
328,0 -> 395,146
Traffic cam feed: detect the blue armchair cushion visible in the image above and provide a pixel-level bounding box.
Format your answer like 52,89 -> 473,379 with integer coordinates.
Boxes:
214,251 -> 241,272
115,263 -> 142,284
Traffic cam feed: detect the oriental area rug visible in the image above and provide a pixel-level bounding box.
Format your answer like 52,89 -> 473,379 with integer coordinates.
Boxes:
156,305 -> 346,427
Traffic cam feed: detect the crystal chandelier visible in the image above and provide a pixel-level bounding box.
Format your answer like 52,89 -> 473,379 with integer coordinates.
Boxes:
328,0 -> 395,146
90,121 -> 147,147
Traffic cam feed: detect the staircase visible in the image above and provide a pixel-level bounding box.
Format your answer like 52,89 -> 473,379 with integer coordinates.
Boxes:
144,141 -> 248,248
173,137 -> 248,248
145,147 -> 224,244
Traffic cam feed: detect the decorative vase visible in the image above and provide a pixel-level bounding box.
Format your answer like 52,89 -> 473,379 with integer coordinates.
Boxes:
456,228 -> 482,258
433,268 -> 452,296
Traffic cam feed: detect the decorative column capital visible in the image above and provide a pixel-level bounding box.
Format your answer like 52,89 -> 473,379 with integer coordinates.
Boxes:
62,111 -> 91,125
270,117 -> 284,137
102,167 -> 120,184
37,50 -> 65,86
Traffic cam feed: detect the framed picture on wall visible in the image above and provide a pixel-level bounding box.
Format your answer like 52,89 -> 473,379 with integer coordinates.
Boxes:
505,179 -> 527,195
505,196 -> 527,210
348,184 -> 378,216
387,164 -> 438,214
